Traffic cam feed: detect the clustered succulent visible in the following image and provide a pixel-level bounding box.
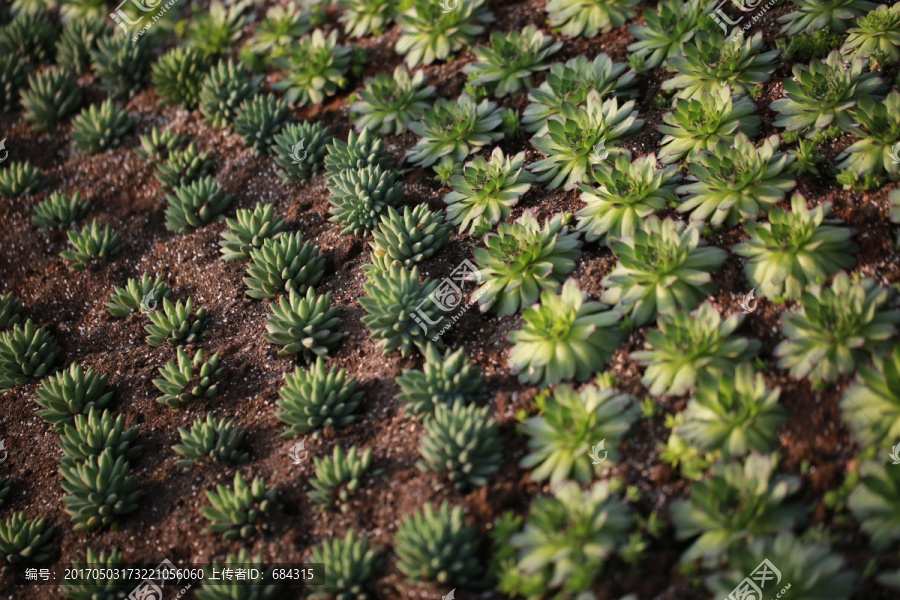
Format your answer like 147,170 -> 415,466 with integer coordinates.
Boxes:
164,175 -> 233,233
245,232 -> 325,300
627,0 -> 705,69
70,98 -> 134,155
0,14 -> 57,64
407,93 -> 505,167
370,204 -> 452,269
201,472 -> 277,540
395,344 -> 483,416
182,1 -> 246,58
463,26 -> 562,98
0,293 -> 24,331
32,191 -> 89,229
151,46 -> 211,109
277,357 -> 364,438
59,220 -> 122,271
55,17 -> 107,75
90,35 -> 151,96
350,66 -> 435,135
59,449 -> 141,531
273,29 -> 354,107
199,58 -> 261,129
848,459 -> 900,550
242,2 -> 312,68
328,165 -> 404,236
841,344 -> 900,449
137,126 -> 187,161
273,121 -> 332,185
308,445 -> 374,509
324,128 -> 393,178
837,91 -> 900,180
309,530 -> 382,600
0,512 -> 55,572
196,550 -> 280,600
339,0 -> 395,37
0,319 -> 60,390
106,274 -> 170,318
20,67 -> 82,132
59,548 -> 133,600
34,363 -> 113,430
144,297 -> 208,347
58,408 -> 140,468
395,0 -> 494,67
0,55 -> 29,112
173,414 -> 249,469
234,93 -> 293,157
544,0 -> 638,38
219,202 -> 289,261
264,288 -> 343,360
153,347 -> 223,408
0,161 -> 43,197
841,3 -> 900,64
779,0 -> 876,36
155,143 -> 215,191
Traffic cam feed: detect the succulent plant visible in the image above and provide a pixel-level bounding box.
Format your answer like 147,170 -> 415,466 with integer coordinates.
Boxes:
396,344 -> 483,416
199,58 -> 261,129
219,203 -> 289,261
71,98 -> 134,155
0,55 -> 29,112
164,175 -> 233,234
635,303 -> 760,397
841,344 -> 900,449
676,134 -> 796,227
508,279 -> 622,386
463,26 -> 562,98
663,31 -> 780,100
775,273 -> 900,384
671,452 -> 805,564
90,35 -> 151,96
770,51 -> 885,137
406,93 -> 505,167
243,2 -> 312,67
848,459 -> 900,550
155,143 -> 215,191
144,297 -> 208,347
182,1 -> 246,57
370,204 -> 452,269
842,3 -> 900,64
473,212 -> 581,317
32,191 -> 89,229
137,126 -> 187,161
836,91 -> 900,179
20,67 -> 82,132
60,448 -> 141,531
520,383 -> 638,486
359,264 -> 443,356
395,501 -> 484,586
0,319 -> 60,390
395,0 -> 494,67
259,283 -> 341,360
273,29 -> 354,107
58,407 -> 139,468
308,445 -> 374,509
55,17 -> 107,75
444,148 -> 535,235
34,364 -> 113,430
245,232 -> 325,300
0,293 -> 24,331
11,0 -> 57,17
196,550 -> 280,600
151,46 -> 211,109
433,155 -> 462,186
339,0 -> 395,37
60,220 -> 122,271
0,161 -> 43,197
734,194 -> 857,301
201,472 -> 277,540
153,347 -> 223,408
60,548 -> 133,600
324,128 -> 394,179
173,414 -> 248,470
529,90 -> 643,190
0,14 -> 57,64
327,165 -> 403,237
277,357 -> 363,438
0,512 -> 55,571
779,0 -> 876,36
310,530 -> 382,600
234,93 -> 293,157
273,121 -> 332,186
600,217 -> 727,326
106,274 -> 171,318
522,54 -> 638,135
545,0 -> 637,37
350,66 -> 435,135
627,0 -> 705,69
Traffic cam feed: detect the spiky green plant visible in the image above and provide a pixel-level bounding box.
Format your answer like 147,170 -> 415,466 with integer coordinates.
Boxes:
417,401 -> 502,490
841,344 -> 900,449
32,191 -> 89,229
199,58 -> 261,129
529,90 -> 643,190
59,220 -> 122,271
671,452 -> 805,564
444,147 -> 534,235
790,138 -> 825,175
324,128 -> 393,179
779,0 -> 876,36
463,26 -> 561,98
433,155 -> 462,186
734,194 -> 857,301
144,297 -> 208,347
70,98 -> 133,155
600,217 -> 726,326
173,414 -> 248,470
396,344 -> 483,416
359,263 -> 443,356
836,91 -> 900,179
308,445 -> 373,509
395,0 -> 494,67
34,364 -> 112,430
196,550 -> 279,600
106,274 -> 170,318
634,303 -> 760,397
137,126 -> 187,161
55,17 -> 107,75
155,143 -> 215,191
770,51 -> 886,137
0,161 -> 42,197
544,0 -> 637,37
520,384 -> 638,486
273,29 -> 353,107
406,93 -> 505,167
59,0 -> 106,22
842,3 -> 900,64
350,66 -> 434,135
676,133 -> 796,226
310,530 -> 382,600
0,55 -> 29,112
473,212 -> 581,316
0,14 -> 56,64
0,293 -> 23,331
219,203 -> 289,261
627,0 -> 704,69
339,0 -> 395,37
272,121 -> 332,185
164,175 -> 233,234
663,31 -> 780,100
264,287 -> 343,360
60,448 -> 141,531
0,319 -> 60,391
20,67 -> 81,132
244,232 -> 325,300
370,204 -> 452,269
201,471 -> 277,540
11,0 -> 57,16
60,548 -> 133,600
848,459 -> 900,550
327,165 -> 403,236
243,2 -> 311,67
58,407 -> 139,468
775,273 -> 900,384
90,35 -> 151,97
234,93 -> 293,157
150,46 -> 211,109
153,347 -> 222,408
182,1 -> 246,58
522,54 -> 638,136
277,357 -> 363,438
508,279 -> 622,386
0,512 -> 55,572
